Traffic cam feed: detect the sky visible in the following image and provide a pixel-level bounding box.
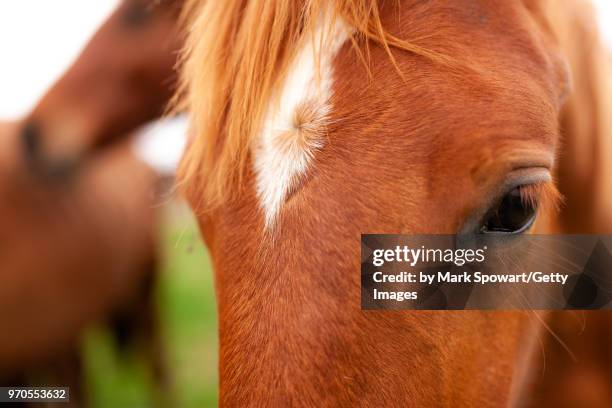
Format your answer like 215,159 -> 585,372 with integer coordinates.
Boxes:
0,1 -> 119,119
0,1 -> 611,169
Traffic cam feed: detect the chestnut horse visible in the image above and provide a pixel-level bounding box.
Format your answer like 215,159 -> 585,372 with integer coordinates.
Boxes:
22,0 -> 183,178
523,1 -> 612,406
0,122 -> 162,402
0,0 -> 183,398
176,0 -> 611,406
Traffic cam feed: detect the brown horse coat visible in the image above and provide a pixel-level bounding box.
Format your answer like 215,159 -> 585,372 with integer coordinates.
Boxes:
23,0 -> 183,174
0,122 -> 160,392
176,0 -> 612,406
525,1 -> 612,406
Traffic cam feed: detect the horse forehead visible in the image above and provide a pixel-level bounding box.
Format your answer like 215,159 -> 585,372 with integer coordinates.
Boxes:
334,1 -> 565,122
383,0 -> 566,78
324,1 -> 563,176
251,1 -> 564,228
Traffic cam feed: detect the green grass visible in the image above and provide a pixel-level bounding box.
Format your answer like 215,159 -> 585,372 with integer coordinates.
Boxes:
83,205 -> 219,407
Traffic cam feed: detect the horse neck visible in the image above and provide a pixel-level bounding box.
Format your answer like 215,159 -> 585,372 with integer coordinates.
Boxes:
544,0 -> 612,234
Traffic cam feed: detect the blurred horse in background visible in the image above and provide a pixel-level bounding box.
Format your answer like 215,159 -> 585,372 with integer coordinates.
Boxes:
0,122 -> 161,403
525,0 -> 612,406
21,0 -> 183,179
0,0 -> 184,403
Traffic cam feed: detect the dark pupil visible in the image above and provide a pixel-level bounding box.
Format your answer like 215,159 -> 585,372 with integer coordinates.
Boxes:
481,187 -> 535,233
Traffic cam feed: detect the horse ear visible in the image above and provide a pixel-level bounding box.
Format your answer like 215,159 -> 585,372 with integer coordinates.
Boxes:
547,0 -> 612,233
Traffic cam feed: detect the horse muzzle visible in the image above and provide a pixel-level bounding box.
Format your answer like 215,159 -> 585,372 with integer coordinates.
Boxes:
20,120 -> 81,182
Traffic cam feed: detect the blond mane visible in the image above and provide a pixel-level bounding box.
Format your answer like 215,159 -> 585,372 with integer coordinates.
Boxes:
176,0 -> 449,210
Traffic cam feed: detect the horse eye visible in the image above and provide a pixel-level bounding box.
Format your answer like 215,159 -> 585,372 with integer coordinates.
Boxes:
479,187 -> 536,234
